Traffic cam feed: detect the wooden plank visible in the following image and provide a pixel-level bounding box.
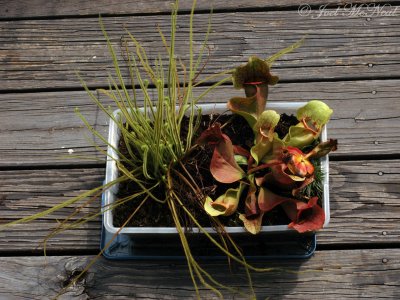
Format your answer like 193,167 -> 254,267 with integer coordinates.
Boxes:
0,0 -> 393,19
0,168 -> 103,252
0,80 -> 399,166
0,249 -> 398,299
0,160 -> 399,251
1,8 -> 400,91
322,160 -> 400,245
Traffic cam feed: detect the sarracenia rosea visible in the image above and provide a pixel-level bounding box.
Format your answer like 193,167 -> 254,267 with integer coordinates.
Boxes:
197,56 -> 337,234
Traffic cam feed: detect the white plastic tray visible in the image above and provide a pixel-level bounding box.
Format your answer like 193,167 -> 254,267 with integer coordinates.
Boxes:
103,102 -> 330,235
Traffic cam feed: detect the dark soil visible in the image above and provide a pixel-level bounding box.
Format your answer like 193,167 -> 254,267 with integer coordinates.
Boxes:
113,113 -> 303,228
275,113 -> 299,139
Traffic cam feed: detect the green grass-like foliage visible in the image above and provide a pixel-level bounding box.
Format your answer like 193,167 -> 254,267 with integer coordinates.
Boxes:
78,11 -> 206,192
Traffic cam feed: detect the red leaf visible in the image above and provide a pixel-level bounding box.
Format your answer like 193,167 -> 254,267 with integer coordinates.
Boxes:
233,145 -> 250,158
258,187 -> 292,212
286,197 -> 325,233
196,123 -> 224,145
211,140 -> 245,183
197,123 -> 245,184
281,200 -> 298,221
245,179 -> 258,217
305,139 -> 338,159
270,163 -> 300,186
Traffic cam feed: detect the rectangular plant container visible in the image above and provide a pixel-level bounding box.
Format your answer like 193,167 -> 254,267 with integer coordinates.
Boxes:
103,102 -> 330,236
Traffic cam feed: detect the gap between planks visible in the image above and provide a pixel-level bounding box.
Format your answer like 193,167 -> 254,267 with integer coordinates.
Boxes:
0,160 -> 399,251
0,249 -> 398,299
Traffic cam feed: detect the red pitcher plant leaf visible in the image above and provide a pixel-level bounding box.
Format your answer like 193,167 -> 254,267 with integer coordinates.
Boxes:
270,163 -> 305,188
244,175 -> 258,218
233,145 -> 251,158
258,187 -> 293,212
259,189 -> 325,233
211,148 -> 245,183
268,146 -> 314,191
285,146 -> 314,178
283,197 -> 325,233
197,122 -> 225,145
197,123 -> 245,184
305,139 -> 338,159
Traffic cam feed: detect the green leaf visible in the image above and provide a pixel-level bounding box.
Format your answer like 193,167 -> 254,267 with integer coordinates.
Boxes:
251,139 -> 273,165
204,183 -> 245,217
284,125 -> 317,149
251,111 -> 280,164
234,155 -> 248,165
254,110 -> 281,139
204,196 -> 225,217
227,84 -> 268,128
239,213 -> 264,235
259,135 -> 285,163
296,100 -> 333,127
284,100 -> 333,149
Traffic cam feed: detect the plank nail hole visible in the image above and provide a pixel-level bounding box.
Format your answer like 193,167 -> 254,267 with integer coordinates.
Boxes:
62,270 -> 86,288
378,171 -> 384,176
371,90 -> 377,95
382,258 -> 388,264
367,63 -> 373,68
382,231 -> 387,236
374,141 -> 379,145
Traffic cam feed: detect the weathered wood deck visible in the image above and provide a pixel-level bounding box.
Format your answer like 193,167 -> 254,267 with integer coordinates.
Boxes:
0,1 -> 399,299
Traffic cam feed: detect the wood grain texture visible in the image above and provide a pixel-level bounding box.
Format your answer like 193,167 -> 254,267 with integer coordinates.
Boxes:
0,160 -> 399,251
0,168 -> 104,252
0,80 -> 399,166
1,8 -> 399,91
1,1 -> 399,299
0,249 -> 398,299
0,0 -> 392,18
322,160 -> 400,245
